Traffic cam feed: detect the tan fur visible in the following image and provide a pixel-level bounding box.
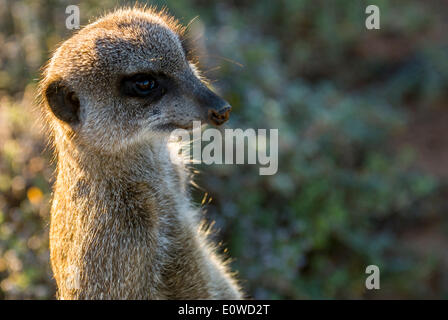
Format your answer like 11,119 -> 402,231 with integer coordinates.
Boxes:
38,7 -> 243,300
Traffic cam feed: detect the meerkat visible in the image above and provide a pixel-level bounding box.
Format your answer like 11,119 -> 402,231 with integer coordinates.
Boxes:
38,7 -> 243,299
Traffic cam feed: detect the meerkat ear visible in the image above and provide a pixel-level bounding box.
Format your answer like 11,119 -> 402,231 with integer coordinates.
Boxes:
45,80 -> 80,124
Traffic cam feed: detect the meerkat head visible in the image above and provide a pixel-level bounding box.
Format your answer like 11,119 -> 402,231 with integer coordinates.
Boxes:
39,7 -> 231,153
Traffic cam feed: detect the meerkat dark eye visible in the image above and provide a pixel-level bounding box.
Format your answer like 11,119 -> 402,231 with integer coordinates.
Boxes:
121,74 -> 161,98
135,77 -> 157,93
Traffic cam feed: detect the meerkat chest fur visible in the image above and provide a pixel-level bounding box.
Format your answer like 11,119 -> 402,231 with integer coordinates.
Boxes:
50,138 -> 239,299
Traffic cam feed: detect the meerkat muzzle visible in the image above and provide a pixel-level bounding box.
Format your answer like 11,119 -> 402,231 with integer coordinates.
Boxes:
189,79 -> 232,126
208,104 -> 232,126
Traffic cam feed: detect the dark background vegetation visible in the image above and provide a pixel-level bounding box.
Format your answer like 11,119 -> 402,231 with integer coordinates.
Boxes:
1,0 -> 448,299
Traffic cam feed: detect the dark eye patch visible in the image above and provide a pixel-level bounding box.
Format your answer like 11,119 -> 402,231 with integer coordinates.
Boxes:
120,73 -> 167,101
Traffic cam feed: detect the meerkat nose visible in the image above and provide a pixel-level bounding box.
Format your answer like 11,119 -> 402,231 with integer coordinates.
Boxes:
208,104 -> 232,126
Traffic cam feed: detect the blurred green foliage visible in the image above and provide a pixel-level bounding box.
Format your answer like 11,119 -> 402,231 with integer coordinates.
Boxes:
1,0 -> 448,299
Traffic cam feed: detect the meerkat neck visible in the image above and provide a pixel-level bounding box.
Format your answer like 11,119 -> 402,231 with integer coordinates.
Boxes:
51,136 -> 241,299
51,135 -> 236,299
53,135 -> 193,237
55,134 -> 169,177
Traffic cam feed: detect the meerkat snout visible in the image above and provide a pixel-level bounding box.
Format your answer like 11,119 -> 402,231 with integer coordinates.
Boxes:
40,7 -> 231,152
209,104 -> 232,126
